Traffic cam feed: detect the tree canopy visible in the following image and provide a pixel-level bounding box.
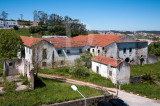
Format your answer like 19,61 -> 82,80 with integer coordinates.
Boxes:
148,42 -> 160,56
0,29 -> 22,59
33,10 -> 88,37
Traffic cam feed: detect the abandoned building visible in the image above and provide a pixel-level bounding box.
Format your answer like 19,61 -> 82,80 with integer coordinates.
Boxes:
19,34 -> 150,84
92,56 -> 130,84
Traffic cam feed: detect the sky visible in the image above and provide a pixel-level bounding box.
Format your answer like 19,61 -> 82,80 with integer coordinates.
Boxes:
0,0 -> 160,31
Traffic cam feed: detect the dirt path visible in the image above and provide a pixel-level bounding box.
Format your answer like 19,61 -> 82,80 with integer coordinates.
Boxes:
39,73 -> 160,106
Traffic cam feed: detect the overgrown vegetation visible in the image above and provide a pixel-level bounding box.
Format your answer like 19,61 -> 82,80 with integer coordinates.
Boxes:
148,42 -> 160,56
0,77 -> 104,105
0,63 -> 3,77
39,67 -> 114,88
69,58 -> 89,78
3,81 -> 16,92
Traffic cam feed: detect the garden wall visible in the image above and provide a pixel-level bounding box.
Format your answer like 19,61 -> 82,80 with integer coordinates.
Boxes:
43,94 -> 113,106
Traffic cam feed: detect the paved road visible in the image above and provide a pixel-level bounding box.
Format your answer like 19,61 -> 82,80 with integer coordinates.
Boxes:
39,73 -> 160,106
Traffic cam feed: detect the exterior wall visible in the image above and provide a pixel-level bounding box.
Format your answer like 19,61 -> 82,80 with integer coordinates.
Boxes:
117,42 -> 148,65
92,61 -> 109,78
117,62 -> 130,84
25,46 -> 32,63
32,40 -> 54,69
55,45 -> 90,63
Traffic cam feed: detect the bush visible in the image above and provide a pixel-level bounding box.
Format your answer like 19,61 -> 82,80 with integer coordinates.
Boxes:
13,25 -> 19,30
29,26 -> 36,33
69,58 -> 89,77
29,26 -> 42,33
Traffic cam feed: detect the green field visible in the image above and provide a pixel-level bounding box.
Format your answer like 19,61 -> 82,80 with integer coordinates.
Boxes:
0,77 -> 104,105
39,68 -> 114,88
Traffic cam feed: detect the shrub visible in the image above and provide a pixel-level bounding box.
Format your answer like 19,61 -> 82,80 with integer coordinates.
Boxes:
69,58 -> 89,77
13,25 -> 19,30
29,26 -> 36,33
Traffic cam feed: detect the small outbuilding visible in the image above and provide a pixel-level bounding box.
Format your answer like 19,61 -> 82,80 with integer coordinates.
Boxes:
92,56 -> 130,84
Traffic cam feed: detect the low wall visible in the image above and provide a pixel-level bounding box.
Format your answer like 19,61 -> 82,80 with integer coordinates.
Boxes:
43,94 -> 113,106
148,54 -> 158,64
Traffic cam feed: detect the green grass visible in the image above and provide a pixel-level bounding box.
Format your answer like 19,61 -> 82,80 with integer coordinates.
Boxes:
14,28 -> 30,37
122,83 -> 160,99
39,67 -> 114,88
131,56 -> 160,81
0,77 -> 104,105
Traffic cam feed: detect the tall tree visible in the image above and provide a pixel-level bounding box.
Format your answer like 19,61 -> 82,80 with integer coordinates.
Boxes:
0,29 -> 23,59
20,14 -> 23,20
1,11 -> 8,20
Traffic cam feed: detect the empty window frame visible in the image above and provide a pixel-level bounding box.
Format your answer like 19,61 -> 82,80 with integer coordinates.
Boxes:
96,66 -> 99,74
109,70 -> 112,76
42,62 -> 47,67
58,49 -> 62,54
98,50 -> 100,53
129,48 -> 132,53
42,49 -> 47,59
92,49 -> 94,52
66,49 -> 70,54
79,49 -> 82,53
123,48 -> 126,53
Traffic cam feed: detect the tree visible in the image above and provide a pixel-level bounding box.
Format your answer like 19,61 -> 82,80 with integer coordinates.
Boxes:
20,14 -> 23,20
0,29 -> 22,59
80,51 -> 93,68
53,25 -> 66,35
1,11 -> 8,20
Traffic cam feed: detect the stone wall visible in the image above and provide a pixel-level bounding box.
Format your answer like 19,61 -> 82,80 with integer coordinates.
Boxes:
43,94 -> 113,106
148,54 -> 158,64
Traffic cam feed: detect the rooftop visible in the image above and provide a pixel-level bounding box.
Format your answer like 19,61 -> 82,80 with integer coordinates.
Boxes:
20,34 -> 126,48
92,56 -> 123,67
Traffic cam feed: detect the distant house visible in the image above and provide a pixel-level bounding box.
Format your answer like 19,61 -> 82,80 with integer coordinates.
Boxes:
92,56 -> 130,84
0,19 -> 18,28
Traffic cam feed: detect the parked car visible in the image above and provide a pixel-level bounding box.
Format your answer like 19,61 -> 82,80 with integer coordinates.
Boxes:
98,101 -> 112,106
109,98 -> 129,106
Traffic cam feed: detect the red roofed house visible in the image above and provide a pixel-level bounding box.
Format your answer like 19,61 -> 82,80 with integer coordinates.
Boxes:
20,36 -> 54,69
92,56 -> 130,84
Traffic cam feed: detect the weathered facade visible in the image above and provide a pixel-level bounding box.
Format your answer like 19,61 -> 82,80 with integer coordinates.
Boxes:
92,56 -> 130,84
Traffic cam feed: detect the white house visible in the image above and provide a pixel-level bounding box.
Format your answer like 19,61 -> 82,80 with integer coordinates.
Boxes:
92,56 -> 130,84
0,19 -> 18,28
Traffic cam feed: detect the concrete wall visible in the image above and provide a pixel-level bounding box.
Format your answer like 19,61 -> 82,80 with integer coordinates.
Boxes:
148,54 -> 158,64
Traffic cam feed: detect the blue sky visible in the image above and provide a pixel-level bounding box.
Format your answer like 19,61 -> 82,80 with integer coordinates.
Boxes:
0,0 -> 160,30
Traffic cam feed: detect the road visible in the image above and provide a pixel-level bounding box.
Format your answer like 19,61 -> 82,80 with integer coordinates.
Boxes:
39,73 -> 160,106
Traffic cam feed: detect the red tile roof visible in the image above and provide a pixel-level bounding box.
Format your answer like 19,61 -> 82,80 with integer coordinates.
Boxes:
20,34 -> 126,48
92,56 -> 123,67
20,36 -> 43,47
73,34 -> 126,47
